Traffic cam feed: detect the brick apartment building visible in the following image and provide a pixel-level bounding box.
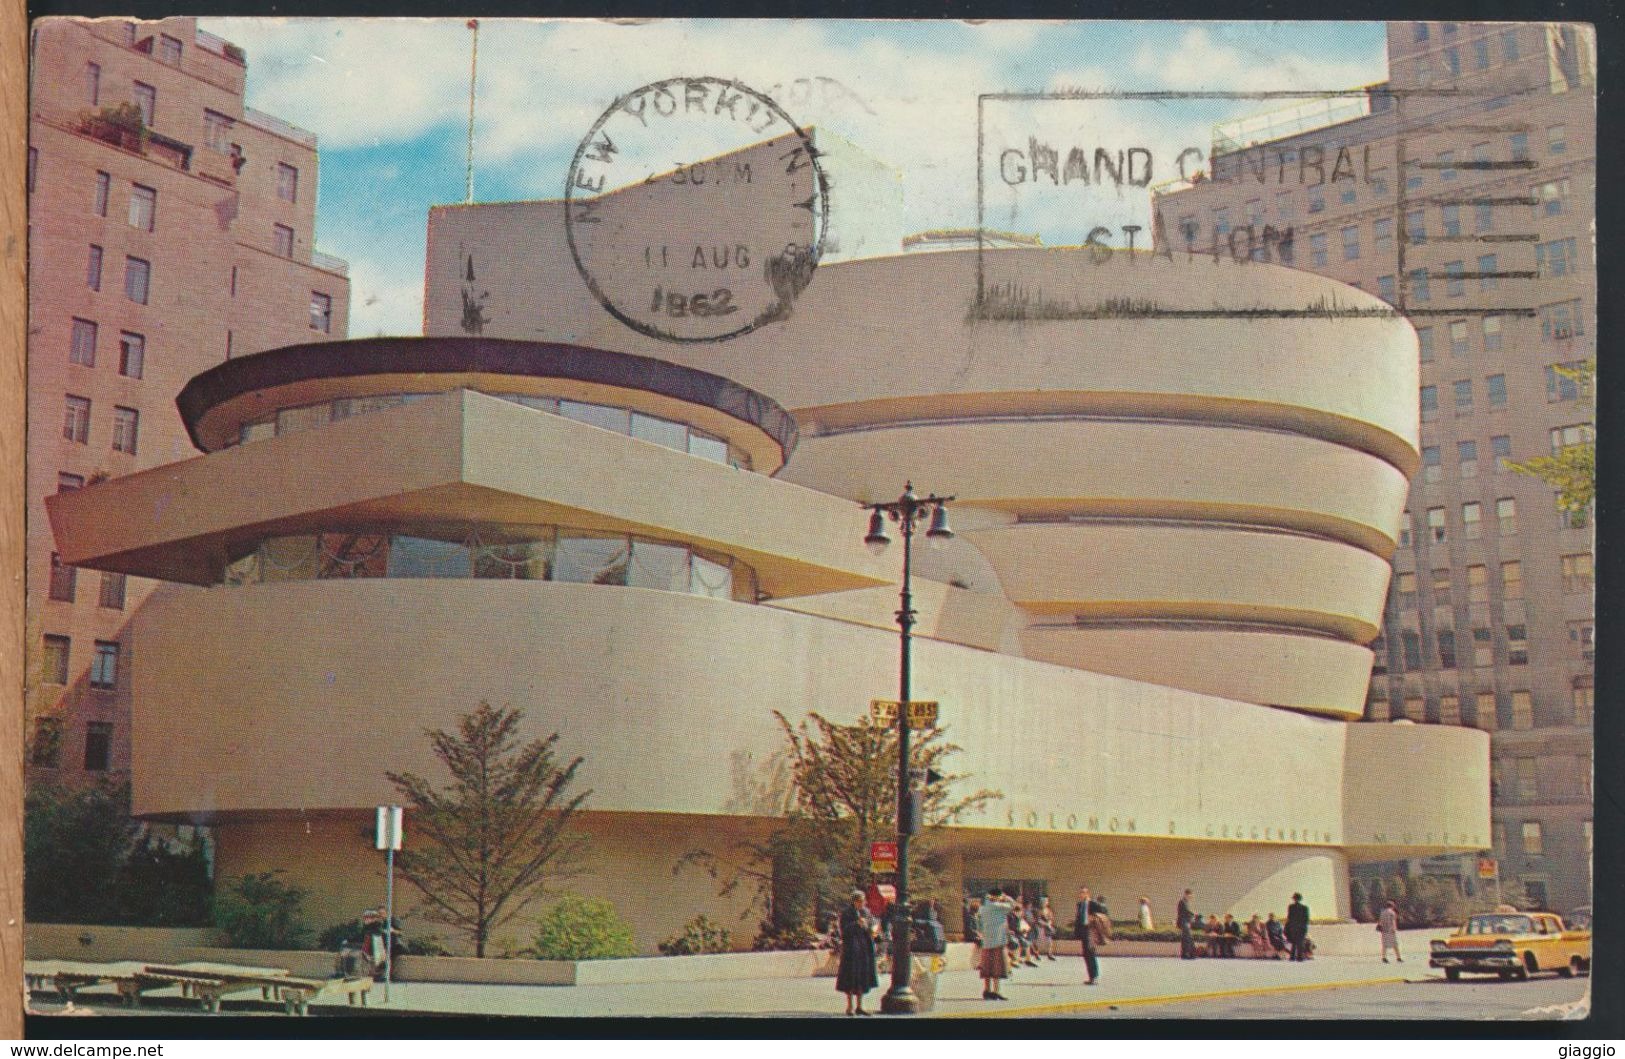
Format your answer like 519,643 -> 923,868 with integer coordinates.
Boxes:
26,17 -> 350,784
1155,21 -> 1594,912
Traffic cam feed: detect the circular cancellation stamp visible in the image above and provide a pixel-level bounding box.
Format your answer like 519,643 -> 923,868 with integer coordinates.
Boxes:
564,77 -> 830,344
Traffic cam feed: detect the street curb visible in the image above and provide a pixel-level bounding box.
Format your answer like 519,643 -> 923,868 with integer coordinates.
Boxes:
935,975 -> 1412,1018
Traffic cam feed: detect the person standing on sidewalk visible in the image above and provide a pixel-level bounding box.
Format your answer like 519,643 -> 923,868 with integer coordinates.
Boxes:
1378,899 -> 1403,963
1138,896 -> 1155,931
835,890 -> 879,1016
1074,887 -> 1103,985
1038,896 -> 1058,961
1285,893 -> 1311,962
977,888 -> 1013,1000
1176,888 -> 1196,960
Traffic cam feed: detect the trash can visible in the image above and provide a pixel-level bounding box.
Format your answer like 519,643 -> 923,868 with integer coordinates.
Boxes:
910,955 -> 941,1012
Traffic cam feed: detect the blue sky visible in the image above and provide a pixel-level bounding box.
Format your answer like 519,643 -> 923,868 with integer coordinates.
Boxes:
201,19 -> 1390,335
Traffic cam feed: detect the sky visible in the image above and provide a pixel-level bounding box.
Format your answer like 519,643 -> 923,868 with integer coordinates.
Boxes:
199,19 -> 1391,337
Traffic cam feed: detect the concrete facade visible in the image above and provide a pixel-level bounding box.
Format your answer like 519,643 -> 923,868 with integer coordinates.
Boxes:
1154,21 -> 1594,912
25,17 -> 349,783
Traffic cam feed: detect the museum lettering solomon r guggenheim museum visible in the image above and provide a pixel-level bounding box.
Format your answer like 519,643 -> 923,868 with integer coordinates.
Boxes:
48,137 -> 1491,951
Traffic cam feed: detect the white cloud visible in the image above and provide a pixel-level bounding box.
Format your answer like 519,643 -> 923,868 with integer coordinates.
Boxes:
1134,26 -> 1383,93
343,255 -> 427,337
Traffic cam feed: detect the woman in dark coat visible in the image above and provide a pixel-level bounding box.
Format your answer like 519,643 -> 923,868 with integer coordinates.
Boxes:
836,889 -> 880,1015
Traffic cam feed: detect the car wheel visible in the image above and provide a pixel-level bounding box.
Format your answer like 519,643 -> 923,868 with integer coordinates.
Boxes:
1516,953 -> 1536,980
1444,968 -> 1460,982
1559,957 -> 1581,978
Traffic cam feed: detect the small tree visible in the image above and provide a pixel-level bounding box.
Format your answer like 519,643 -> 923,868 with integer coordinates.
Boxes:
214,871 -> 311,949
1349,878 -> 1370,923
24,780 -> 137,924
1508,360 -> 1595,521
387,701 -> 589,957
531,894 -> 636,960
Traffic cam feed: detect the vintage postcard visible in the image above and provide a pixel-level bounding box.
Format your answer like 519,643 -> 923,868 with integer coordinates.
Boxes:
17,16 -> 1596,1030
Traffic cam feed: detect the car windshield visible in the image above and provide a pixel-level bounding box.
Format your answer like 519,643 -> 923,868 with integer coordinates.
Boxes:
1466,914 -> 1532,935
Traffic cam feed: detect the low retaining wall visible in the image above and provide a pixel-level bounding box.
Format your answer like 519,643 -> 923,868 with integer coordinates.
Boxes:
26,924 -> 217,963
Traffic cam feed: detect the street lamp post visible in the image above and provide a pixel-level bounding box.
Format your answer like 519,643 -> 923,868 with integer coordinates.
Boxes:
862,482 -> 954,1016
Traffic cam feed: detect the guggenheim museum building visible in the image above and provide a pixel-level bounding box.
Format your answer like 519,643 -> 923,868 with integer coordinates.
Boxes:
50,132 -> 1490,952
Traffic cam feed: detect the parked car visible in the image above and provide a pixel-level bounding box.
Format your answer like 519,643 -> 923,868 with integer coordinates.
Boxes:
1429,910 -> 1591,981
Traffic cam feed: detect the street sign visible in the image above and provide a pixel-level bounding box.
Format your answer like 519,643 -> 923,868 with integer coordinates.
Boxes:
870,840 -> 898,872
906,700 -> 939,729
871,698 -> 899,724
375,805 -> 403,851
1477,856 -> 1498,880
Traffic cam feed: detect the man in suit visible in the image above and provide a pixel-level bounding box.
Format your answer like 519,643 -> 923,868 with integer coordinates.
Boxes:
1285,892 -> 1311,962
1075,887 -> 1104,984
1176,888 -> 1196,960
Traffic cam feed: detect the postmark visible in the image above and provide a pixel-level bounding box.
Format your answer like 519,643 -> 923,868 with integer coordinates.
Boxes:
564,76 -> 830,343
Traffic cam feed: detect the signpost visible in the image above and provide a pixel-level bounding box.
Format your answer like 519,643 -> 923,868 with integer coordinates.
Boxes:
870,840 -> 898,873
871,699 -> 938,729
375,805 -> 403,1003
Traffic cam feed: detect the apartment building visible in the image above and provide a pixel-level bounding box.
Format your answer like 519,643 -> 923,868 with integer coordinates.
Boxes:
26,16 -> 350,783
1155,21 -> 1594,912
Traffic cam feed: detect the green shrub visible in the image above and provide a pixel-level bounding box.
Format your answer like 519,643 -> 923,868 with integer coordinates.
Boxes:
659,915 -> 732,956
751,922 -> 823,951
530,894 -> 637,961
213,871 -> 311,950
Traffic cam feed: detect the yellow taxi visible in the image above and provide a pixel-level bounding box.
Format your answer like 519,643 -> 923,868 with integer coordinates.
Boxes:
1429,909 -> 1591,981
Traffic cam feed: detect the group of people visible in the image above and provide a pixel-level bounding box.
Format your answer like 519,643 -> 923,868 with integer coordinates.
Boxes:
963,886 -> 1118,998
1176,889 -> 1313,961
830,890 -> 950,1015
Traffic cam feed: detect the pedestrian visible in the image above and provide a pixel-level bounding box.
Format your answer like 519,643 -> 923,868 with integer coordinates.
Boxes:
1176,888 -> 1196,959
1221,913 -> 1241,958
1285,892 -> 1311,962
1038,896 -> 1058,960
966,897 -> 983,950
1265,912 -> 1286,958
835,889 -> 879,1016
1074,887 -> 1103,985
1021,900 -> 1041,966
976,887 -> 1013,1000
1008,898 -> 1033,968
1138,896 -> 1155,931
1378,899 -> 1402,963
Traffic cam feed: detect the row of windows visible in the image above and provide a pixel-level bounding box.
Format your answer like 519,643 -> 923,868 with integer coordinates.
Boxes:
1492,820 -> 1595,866
68,317 -> 145,377
1389,552 -> 1591,604
1492,753 -> 1593,803
1419,375 -> 1509,418
46,555 -> 127,609
28,717 -> 113,772
1375,613 -> 1592,674
40,633 -> 119,690
1370,685 -> 1592,732
62,395 -> 139,454
232,390 -> 753,468
1411,23 -> 1525,68
224,529 -> 761,603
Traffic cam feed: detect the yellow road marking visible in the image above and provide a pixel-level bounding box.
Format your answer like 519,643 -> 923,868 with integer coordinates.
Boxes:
938,975 -> 1411,1018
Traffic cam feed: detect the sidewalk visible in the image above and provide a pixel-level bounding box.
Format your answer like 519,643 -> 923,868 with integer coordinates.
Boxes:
329,954 -> 1420,1019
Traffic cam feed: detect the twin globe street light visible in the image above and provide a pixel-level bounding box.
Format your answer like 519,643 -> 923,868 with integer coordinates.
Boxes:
862,482 -> 954,1016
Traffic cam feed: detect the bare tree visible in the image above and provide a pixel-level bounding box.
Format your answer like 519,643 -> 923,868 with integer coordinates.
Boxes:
387,701 -> 588,957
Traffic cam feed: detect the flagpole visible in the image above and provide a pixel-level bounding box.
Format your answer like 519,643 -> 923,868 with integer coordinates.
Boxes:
466,18 -> 480,204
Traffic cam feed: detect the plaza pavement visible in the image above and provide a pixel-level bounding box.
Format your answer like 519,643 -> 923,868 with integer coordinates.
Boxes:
325,954 -> 1419,1019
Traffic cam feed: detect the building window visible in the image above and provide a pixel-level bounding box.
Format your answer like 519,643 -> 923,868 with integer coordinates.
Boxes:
1371,634 -> 1387,675
1339,184 -> 1355,206
1535,238 -> 1579,278
1482,315 -> 1503,351
1401,635 -> 1422,672
1454,378 -> 1473,413
128,184 -> 156,232
1414,22 -> 1430,41
1445,261 -> 1465,297
1560,553 -> 1593,593
1511,690 -> 1533,729
112,406 -> 139,455
1477,253 -> 1499,292
1474,37 -> 1490,69
1370,168 -> 1390,197
310,292 -> 332,333
1422,446 -> 1441,482
1404,158 -> 1424,190
1178,215 -> 1198,246
1502,29 -> 1520,61
132,81 -> 155,127
1309,233 -> 1327,267
118,332 -> 144,379
1441,203 -> 1461,237
30,717 -> 62,768
1444,46 -> 1460,76
1546,361 -> 1586,402
42,635 -> 69,685
1486,374 -> 1506,407
1458,440 -> 1478,479
1402,694 -> 1424,721
90,640 -> 119,689
204,110 -> 234,153
1506,624 -> 1528,665
1491,435 -> 1512,473
1431,567 -> 1451,607
158,33 -> 183,65
1273,192 -> 1293,223
58,472 -> 84,492
1570,621 -> 1594,661
1515,756 -> 1537,800
1449,319 -> 1469,356
1521,821 -> 1542,857
124,257 -> 150,305
48,553 -> 77,602
1408,268 -> 1430,302
1405,208 -> 1426,244
1420,385 -> 1437,420
1397,571 -> 1417,609
1440,694 -> 1460,725
69,318 -> 97,367
1477,690 -> 1497,730
1468,565 -> 1488,604
1377,275 -> 1396,304
273,224 -> 295,258
85,61 -> 100,105
1307,187 -> 1324,214
86,244 -> 103,291
1437,150 -> 1456,182
1539,299 -> 1584,340
83,722 -> 113,772
276,163 -> 299,202
93,171 -> 109,216
1213,208 -> 1230,237
1573,683 -> 1593,726
1533,178 -> 1569,218
1500,560 -> 1522,600
1551,423 -> 1594,453
1509,131 -> 1529,161
1416,325 -> 1433,362
1547,123 -> 1567,154
1341,225 -> 1360,260
1437,629 -> 1457,669
1496,497 -> 1516,536
1398,510 -> 1412,548
63,395 -> 91,444
1474,200 -> 1493,233
1462,502 -> 1482,539
1427,507 -> 1446,543
99,570 -> 127,610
